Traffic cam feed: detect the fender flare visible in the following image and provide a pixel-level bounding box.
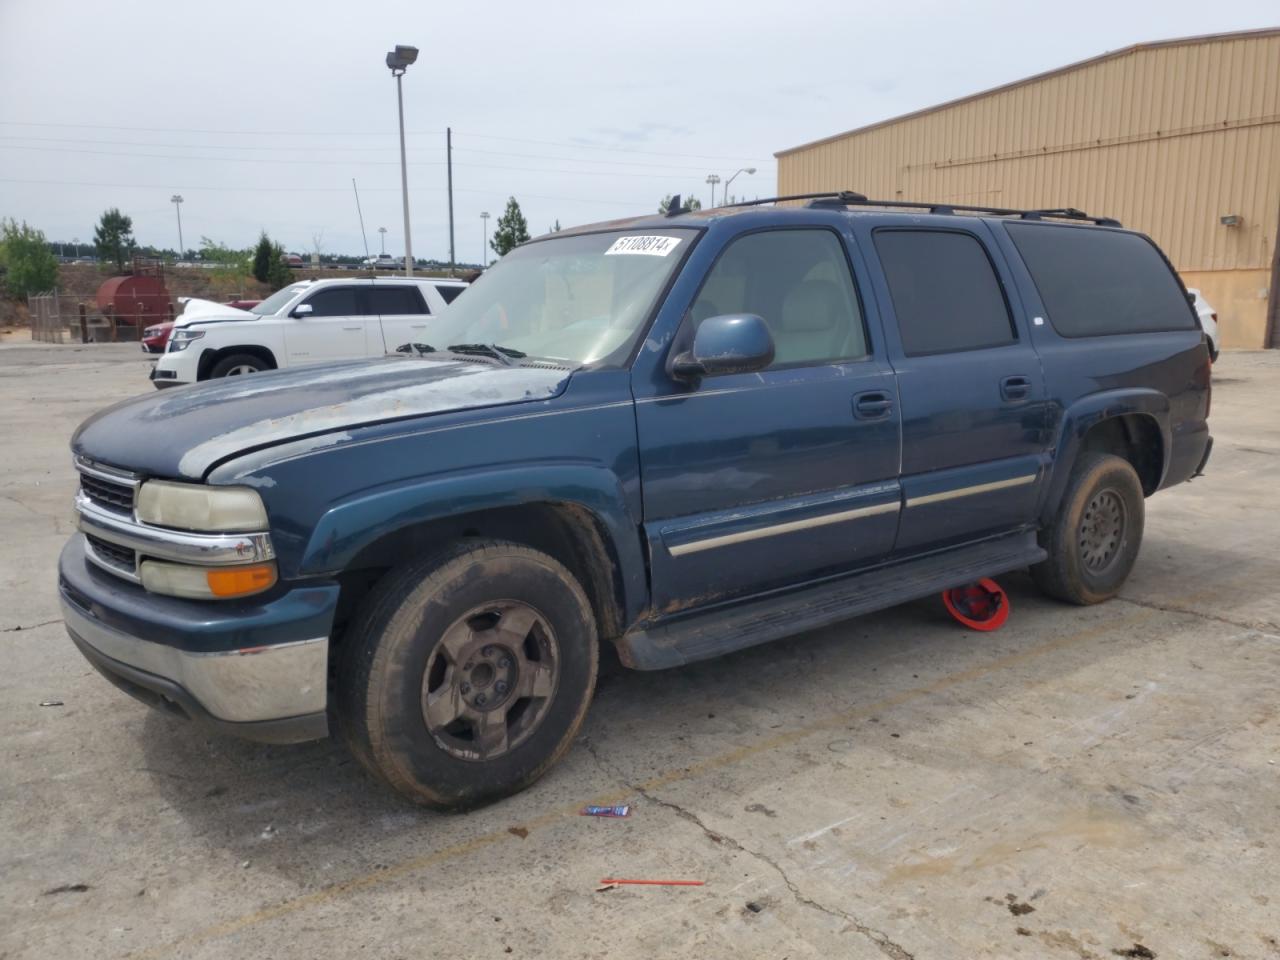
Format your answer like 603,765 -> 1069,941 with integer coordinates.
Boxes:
1039,388 -> 1170,522
298,462 -> 649,624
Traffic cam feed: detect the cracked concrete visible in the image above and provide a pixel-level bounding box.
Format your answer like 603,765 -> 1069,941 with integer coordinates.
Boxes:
2,345 -> 1280,960
583,736 -> 915,959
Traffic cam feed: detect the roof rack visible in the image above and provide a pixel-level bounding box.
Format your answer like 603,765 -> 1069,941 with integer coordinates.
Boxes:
727,192 -> 1121,227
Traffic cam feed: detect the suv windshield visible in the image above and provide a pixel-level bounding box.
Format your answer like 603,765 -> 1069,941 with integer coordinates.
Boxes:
252,283 -> 310,315
424,230 -> 693,366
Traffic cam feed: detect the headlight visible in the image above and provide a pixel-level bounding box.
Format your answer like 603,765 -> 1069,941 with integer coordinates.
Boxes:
140,559 -> 277,599
136,481 -> 268,532
144,326 -> 161,338
168,328 -> 205,352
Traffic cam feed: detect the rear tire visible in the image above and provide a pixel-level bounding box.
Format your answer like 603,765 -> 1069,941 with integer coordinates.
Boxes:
1031,452 -> 1145,605
209,353 -> 268,378
338,540 -> 599,809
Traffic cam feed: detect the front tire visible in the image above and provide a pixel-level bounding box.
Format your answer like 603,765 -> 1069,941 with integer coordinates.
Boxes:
209,353 -> 268,378
339,540 -> 599,809
1032,452 -> 1145,605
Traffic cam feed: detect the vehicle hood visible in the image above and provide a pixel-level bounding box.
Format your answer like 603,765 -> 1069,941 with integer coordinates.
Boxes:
176,298 -> 257,326
72,357 -> 572,480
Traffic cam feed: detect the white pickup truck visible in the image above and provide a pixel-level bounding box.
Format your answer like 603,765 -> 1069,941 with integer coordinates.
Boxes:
151,277 -> 468,388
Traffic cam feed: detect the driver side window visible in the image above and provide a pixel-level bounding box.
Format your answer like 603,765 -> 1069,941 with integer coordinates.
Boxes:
688,229 -> 868,366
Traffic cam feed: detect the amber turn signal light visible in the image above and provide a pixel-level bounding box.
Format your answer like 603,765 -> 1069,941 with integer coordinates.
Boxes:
206,563 -> 277,598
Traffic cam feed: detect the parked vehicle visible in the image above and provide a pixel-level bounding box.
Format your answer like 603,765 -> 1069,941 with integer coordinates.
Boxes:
149,278 -> 469,386
141,322 -> 174,354
142,299 -> 265,354
61,195 -> 1212,808
1186,287 -> 1220,360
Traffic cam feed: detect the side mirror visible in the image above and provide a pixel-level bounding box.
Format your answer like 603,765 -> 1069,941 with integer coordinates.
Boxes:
671,314 -> 774,381
291,303 -> 314,318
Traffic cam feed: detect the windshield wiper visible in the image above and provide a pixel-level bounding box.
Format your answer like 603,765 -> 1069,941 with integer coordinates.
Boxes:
446,343 -> 527,365
395,342 -> 436,356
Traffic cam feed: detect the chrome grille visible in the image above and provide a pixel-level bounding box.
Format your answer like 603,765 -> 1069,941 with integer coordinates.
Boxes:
84,533 -> 138,577
75,459 -> 140,516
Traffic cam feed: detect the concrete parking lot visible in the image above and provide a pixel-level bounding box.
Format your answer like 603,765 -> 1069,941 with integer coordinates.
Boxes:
2,343 -> 1278,960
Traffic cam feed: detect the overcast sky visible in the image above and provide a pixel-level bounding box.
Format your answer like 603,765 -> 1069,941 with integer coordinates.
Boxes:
0,0 -> 1275,262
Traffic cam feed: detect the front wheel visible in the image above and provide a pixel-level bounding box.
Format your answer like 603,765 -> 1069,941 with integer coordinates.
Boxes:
209,353 -> 268,378
1031,452 -> 1145,605
339,540 -> 599,809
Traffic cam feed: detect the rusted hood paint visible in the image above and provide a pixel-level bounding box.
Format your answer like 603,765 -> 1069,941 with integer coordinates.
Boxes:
72,356 -> 571,480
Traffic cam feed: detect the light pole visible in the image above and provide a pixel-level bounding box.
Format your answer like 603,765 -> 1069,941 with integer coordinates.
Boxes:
722,167 -> 756,205
385,44 -> 419,276
377,226 -> 387,256
170,194 -> 184,261
705,173 -> 721,208
73,237 -> 79,259
480,211 -> 490,267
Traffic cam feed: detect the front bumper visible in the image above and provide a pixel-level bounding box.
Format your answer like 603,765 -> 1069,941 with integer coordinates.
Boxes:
59,535 -> 337,743
150,348 -> 197,389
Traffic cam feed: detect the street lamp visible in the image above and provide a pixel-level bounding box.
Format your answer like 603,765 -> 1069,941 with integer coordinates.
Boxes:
73,237 -> 79,260
480,211 -> 490,267
377,226 -> 387,256
385,44 -> 419,276
170,194 -> 184,261
722,167 -> 756,205
705,173 -> 721,208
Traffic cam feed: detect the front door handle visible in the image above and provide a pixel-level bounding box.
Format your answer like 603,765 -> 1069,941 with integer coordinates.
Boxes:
342,326 -> 363,331
1000,375 -> 1032,402
854,390 -> 894,420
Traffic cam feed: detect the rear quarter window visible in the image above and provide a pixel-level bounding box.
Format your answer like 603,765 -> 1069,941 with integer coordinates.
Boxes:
1006,224 -> 1196,337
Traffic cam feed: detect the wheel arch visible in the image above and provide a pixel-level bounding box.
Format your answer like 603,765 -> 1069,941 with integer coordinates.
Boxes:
301,466 -> 650,653
1040,390 -> 1170,524
197,344 -> 279,380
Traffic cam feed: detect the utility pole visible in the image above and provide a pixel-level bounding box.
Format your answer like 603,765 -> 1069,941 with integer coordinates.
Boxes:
170,194 -> 184,260
447,127 -> 456,277
480,211 -> 490,267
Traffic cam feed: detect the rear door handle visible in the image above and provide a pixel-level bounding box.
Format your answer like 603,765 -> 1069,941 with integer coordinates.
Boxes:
1000,375 -> 1032,402
854,390 -> 894,420
342,326 -> 362,331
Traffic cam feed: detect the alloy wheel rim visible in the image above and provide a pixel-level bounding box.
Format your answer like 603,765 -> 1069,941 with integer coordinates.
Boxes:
420,600 -> 559,762
1079,488 -> 1126,573
226,364 -> 258,376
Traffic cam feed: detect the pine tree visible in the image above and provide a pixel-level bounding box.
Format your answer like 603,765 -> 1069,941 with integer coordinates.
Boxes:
252,232 -> 273,283
267,242 -> 293,290
490,197 -> 531,258
93,208 -> 135,272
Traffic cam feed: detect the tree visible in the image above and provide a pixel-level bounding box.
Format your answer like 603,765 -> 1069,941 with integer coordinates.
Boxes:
252,232 -> 273,283
267,242 -> 293,290
550,219 -> 562,233
490,197 -> 530,258
0,219 -> 59,299
658,194 -> 703,215
94,208 -> 134,272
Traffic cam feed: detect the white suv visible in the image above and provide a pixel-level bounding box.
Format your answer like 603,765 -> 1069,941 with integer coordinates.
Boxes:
151,277 -> 469,388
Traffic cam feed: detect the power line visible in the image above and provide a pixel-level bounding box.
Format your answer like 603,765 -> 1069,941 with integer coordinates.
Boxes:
0,177 -> 651,207
0,135 -> 773,173
0,119 -> 771,162
0,143 -> 724,179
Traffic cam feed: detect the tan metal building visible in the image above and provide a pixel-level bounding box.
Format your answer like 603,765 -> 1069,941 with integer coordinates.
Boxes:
776,28 -> 1280,349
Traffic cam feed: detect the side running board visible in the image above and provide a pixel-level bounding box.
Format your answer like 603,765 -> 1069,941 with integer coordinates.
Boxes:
616,531 -> 1046,670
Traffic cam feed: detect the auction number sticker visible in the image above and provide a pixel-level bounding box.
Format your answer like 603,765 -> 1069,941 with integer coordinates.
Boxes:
605,235 -> 682,256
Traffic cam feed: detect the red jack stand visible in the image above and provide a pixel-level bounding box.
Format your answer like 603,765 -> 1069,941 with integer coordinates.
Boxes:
942,577 -> 1009,631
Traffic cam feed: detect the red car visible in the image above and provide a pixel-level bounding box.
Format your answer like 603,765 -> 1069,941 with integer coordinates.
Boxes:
142,300 -> 261,354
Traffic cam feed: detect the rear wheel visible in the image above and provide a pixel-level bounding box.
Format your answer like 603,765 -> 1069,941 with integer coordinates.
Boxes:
209,353 -> 268,378
339,540 -> 599,809
1032,452 -> 1145,605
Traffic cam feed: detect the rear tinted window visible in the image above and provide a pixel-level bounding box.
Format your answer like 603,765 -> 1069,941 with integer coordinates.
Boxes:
369,286 -> 428,315
873,230 -> 1015,356
1006,224 -> 1195,337
303,287 -> 364,317
436,284 -> 466,305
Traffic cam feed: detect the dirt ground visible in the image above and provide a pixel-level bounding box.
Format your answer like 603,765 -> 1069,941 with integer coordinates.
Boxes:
1,344 -> 1277,960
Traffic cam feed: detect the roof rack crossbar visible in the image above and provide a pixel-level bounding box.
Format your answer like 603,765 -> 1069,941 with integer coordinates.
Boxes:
729,192 -> 1121,226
